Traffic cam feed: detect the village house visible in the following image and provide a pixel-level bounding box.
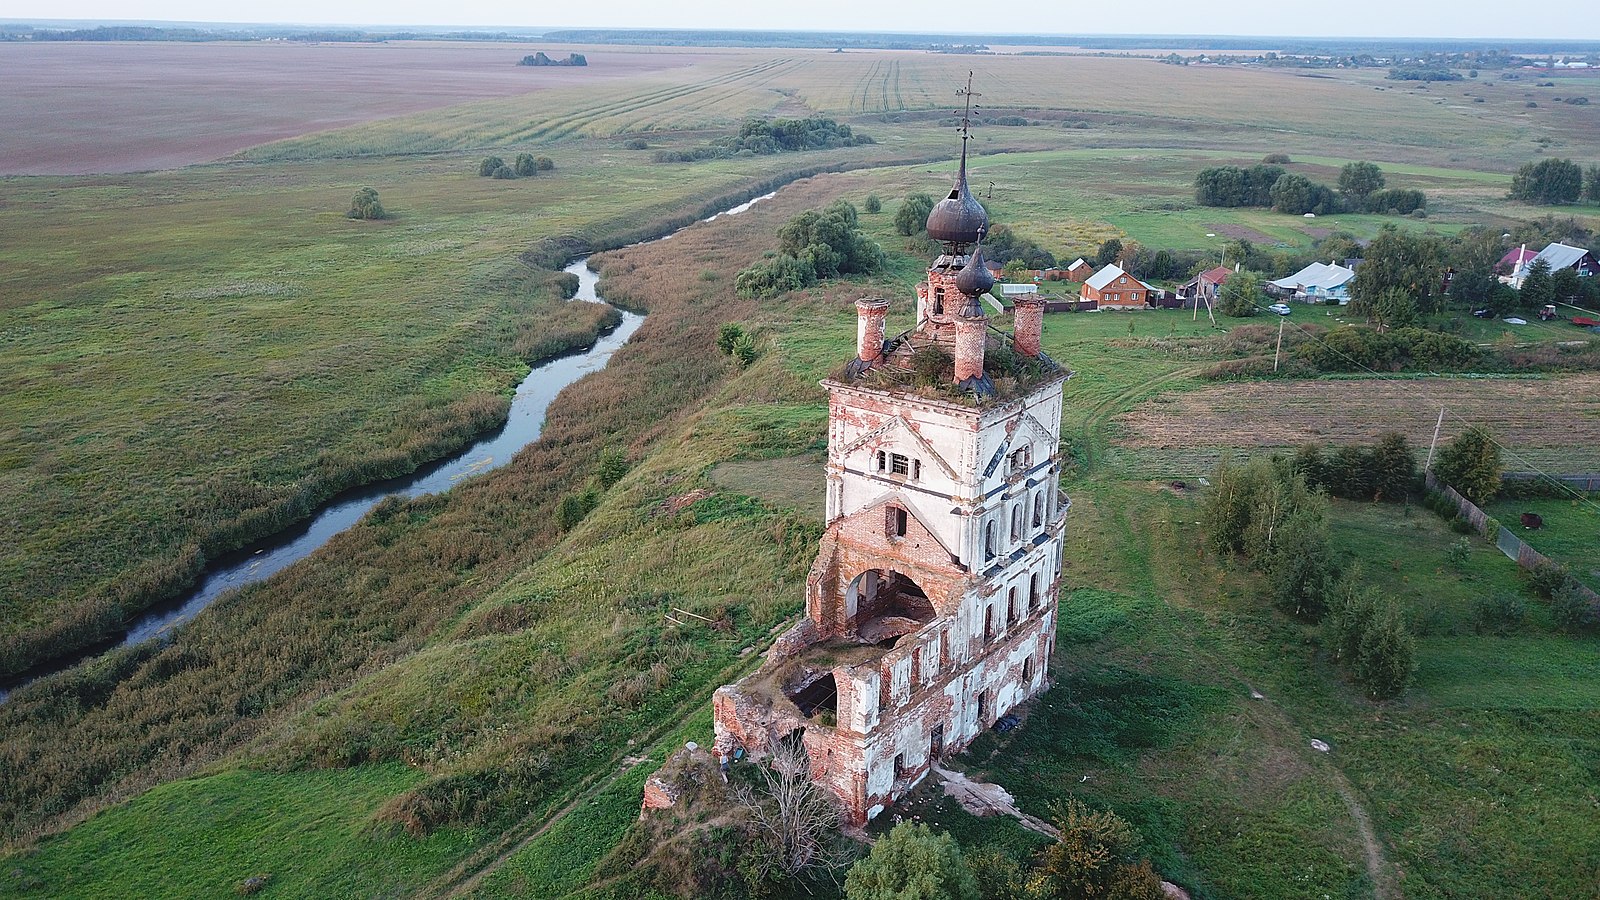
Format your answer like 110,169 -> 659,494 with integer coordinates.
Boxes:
1177,265 -> 1232,307
709,135 -> 1071,828
1506,242 -> 1599,288
1081,263 -> 1154,308
1269,260 -> 1356,303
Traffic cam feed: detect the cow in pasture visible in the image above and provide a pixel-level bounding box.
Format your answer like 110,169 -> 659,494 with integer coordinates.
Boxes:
1521,512 -> 1544,530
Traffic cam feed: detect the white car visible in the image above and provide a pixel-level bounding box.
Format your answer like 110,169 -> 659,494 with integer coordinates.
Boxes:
1268,303 -> 1293,316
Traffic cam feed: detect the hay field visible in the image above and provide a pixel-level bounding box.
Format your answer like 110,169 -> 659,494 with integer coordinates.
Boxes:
0,41 -> 712,174
1114,374 -> 1600,474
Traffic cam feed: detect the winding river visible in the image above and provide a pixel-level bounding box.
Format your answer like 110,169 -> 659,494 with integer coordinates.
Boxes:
0,191 -> 775,702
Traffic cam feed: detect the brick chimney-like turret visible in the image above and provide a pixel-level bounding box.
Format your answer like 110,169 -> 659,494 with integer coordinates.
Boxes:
953,313 -> 987,384
855,297 -> 890,365
1012,295 -> 1045,357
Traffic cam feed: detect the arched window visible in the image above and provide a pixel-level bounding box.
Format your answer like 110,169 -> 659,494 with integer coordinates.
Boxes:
933,286 -> 945,315
1010,504 -> 1022,542
1029,573 -> 1040,610
876,451 -> 887,472
1007,587 -> 1018,626
984,522 -> 996,561
1032,490 -> 1043,528
1022,656 -> 1034,682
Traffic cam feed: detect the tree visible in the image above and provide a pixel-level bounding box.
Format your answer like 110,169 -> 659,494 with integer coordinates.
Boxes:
736,735 -> 849,882
1215,270 -> 1262,317
1322,576 -> 1416,700
1368,432 -> 1416,501
535,156 -> 555,171
1350,225 -> 1448,320
1265,506 -> 1338,619
1027,800 -> 1164,900
345,187 -> 386,220
478,155 -> 506,177
1432,425 -> 1501,504
1551,266 -> 1582,301
1509,158 -> 1584,205
513,153 -> 538,176
1094,238 -> 1123,267
844,822 -> 980,900
864,194 -> 882,214
716,322 -> 745,356
1337,161 -> 1386,203
1585,166 -> 1600,204
1269,173 -> 1336,215
1372,288 -> 1419,331
1519,258 -> 1555,309
595,447 -> 629,488
894,193 -> 935,236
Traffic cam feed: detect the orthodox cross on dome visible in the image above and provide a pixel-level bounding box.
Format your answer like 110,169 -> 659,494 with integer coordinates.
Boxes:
954,70 -> 981,147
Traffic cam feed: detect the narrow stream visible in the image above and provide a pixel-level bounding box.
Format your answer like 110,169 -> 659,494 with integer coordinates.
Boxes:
1,192 -> 773,701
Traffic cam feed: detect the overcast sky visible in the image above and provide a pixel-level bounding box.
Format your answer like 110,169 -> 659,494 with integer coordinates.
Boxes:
7,0 -> 1596,41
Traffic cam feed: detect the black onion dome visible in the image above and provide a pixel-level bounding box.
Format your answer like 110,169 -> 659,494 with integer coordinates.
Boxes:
955,245 -> 995,297
925,155 -> 988,245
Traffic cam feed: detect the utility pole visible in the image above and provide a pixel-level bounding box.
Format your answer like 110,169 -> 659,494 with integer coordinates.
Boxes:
1273,316 -> 1285,372
1425,406 -> 1446,472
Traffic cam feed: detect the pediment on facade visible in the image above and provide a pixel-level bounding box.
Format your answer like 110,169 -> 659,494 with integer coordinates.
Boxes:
851,489 -> 962,563
836,415 -> 959,481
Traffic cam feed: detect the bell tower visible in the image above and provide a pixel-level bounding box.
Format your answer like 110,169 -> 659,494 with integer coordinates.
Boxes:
713,75 -> 1071,827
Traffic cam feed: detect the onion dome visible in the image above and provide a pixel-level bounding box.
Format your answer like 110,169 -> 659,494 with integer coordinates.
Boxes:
926,154 -> 988,245
954,244 -> 995,298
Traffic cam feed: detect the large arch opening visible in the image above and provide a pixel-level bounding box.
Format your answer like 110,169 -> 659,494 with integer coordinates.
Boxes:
845,568 -> 936,647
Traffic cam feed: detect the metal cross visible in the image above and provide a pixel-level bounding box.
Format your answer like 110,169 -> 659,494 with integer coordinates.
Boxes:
955,70 -> 981,142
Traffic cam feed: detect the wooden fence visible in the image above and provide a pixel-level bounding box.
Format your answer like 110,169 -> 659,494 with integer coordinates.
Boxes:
1425,473 -> 1600,611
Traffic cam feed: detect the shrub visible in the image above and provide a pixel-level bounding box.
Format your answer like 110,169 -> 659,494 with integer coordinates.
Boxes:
345,187 -> 386,220
910,347 -> 954,386
1528,560 -> 1574,599
514,153 -> 538,176
894,193 -> 936,236
1028,800 -> 1165,900
1432,426 -> 1502,505
595,448 -> 629,488
556,488 -> 599,530
1445,538 -> 1471,570
478,155 -> 506,176
1262,152 -> 1292,164
730,332 -> 758,367
716,323 -> 745,356
490,165 -> 515,180
844,822 -> 980,900
864,194 -> 882,213
1473,591 -> 1526,635
623,138 -> 649,150
535,156 -> 555,171
1550,582 -> 1600,632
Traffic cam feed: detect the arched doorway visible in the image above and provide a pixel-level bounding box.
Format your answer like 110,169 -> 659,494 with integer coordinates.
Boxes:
845,568 -> 936,647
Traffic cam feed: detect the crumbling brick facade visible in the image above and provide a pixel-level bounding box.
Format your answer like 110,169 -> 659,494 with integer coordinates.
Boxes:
712,199 -> 1070,826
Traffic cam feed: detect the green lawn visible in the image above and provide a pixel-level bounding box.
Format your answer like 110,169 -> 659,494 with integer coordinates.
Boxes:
1483,495 -> 1600,590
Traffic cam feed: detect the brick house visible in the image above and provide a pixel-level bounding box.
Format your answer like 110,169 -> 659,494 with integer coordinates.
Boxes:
1062,258 -> 1094,281
1080,263 -> 1153,308
712,138 -> 1071,828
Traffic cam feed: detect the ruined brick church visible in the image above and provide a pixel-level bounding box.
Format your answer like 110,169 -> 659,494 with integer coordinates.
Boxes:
712,127 -> 1071,827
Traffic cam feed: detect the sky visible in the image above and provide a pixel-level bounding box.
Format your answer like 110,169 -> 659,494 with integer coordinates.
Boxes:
6,0 -> 1597,41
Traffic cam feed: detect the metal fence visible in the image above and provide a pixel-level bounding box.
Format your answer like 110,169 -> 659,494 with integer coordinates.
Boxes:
1502,472 -> 1600,492
1425,473 -> 1600,611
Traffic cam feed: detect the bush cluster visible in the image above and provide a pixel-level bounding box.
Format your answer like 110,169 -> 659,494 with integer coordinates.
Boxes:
1322,575 -> 1418,699
1292,432 -> 1417,502
735,200 -> 884,298
477,154 -> 554,179
1293,325 -> 1479,372
654,117 -> 871,162
1195,161 -> 1423,217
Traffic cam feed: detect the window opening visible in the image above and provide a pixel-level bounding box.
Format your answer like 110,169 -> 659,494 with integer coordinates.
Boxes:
876,451 -> 886,472
1010,504 -> 1022,542
1029,573 -> 1040,610
984,522 -> 996,561
1022,656 -> 1034,682
1032,491 -> 1043,528
984,605 -> 994,643
912,459 -> 922,480
890,453 -> 909,476
888,506 -> 908,538
1007,587 -> 1018,626
933,287 -> 945,315
976,690 -> 988,725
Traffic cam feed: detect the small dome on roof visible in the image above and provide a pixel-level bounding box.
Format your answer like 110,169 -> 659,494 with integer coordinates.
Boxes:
926,157 -> 988,245
955,245 -> 995,297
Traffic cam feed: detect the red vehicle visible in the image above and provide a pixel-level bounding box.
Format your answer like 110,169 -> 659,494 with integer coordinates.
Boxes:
1573,316 -> 1600,328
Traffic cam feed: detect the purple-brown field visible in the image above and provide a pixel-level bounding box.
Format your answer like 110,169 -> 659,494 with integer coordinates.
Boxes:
0,40 -> 710,174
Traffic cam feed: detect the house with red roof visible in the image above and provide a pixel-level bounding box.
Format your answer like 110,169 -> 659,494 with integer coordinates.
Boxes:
1178,265 -> 1232,306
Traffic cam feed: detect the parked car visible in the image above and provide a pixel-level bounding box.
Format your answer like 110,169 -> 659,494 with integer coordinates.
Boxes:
1472,308 -> 1493,318
1267,303 -> 1293,315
